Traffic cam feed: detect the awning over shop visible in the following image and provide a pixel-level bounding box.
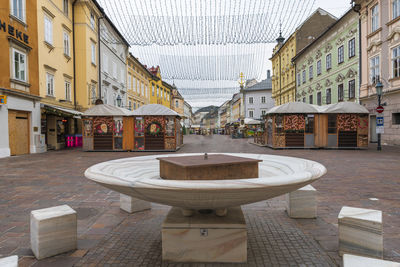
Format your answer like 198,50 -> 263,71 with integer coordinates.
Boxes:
82,104 -> 133,116
244,118 -> 261,125
41,104 -> 83,118
266,101 -> 369,114
131,104 -> 180,117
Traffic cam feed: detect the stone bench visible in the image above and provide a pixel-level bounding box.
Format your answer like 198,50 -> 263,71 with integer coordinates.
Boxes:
0,255 -> 18,267
343,254 -> 400,267
120,194 -> 151,213
338,206 -> 383,259
286,185 -> 317,218
30,205 -> 77,259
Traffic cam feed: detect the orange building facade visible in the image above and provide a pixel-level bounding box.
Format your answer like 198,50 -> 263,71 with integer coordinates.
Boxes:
0,0 -> 45,157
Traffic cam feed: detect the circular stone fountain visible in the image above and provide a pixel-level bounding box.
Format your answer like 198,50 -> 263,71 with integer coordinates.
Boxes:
84,153 -> 326,210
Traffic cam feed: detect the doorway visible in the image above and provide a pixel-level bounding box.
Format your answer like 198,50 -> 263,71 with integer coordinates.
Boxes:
8,110 -> 30,155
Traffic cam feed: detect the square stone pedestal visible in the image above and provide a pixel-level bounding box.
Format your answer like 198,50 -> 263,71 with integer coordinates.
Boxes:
120,194 -> 151,213
286,185 -> 317,218
343,254 -> 400,267
338,206 -> 383,258
162,207 -> 247,263
0,255 -> 18,267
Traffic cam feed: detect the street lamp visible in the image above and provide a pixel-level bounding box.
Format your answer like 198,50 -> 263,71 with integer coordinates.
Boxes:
116,95 -> 122,107
375,80 -> 383,151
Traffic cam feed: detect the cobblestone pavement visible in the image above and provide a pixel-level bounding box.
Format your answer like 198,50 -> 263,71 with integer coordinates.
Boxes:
0,134 -> 399,266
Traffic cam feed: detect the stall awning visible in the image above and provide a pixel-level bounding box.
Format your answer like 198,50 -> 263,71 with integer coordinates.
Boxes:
82,104 -> 133,116
266,101 -> 369,114
244,118 -> 261,125
42,104 -> 83,118
131,104 -> 180,116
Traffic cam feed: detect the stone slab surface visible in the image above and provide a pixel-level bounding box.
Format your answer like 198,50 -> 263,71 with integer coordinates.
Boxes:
162,207 -> 247,263
30,205 -> 77,260
0,255 -> 18,267
286,185 -> 317,218
343,254 -> 400,267
339,206 -> 383,258
120,194 -> 151,213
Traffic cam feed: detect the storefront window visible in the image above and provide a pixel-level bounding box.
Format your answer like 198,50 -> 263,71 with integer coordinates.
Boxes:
83,120 -> 93,136
328,114 -> 337,134
275,115 -> 283,134
305,115 -> 314,133
113,117 -> 123,149
165,117 -> 175,137
135,117 -> 144,136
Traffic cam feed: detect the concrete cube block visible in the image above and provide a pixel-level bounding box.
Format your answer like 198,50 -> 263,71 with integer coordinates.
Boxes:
343,254 -> 400,267
0,255 -> 18,267
120,194 -> 151,213
30,205 -> 77,259
286,185 -> 317,218
339,206 -> 383,258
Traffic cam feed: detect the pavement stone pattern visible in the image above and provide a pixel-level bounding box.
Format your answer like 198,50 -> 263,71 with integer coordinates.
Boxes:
0,134 -> 398,266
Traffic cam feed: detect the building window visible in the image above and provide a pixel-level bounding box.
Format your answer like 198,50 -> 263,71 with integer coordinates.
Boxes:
167,92 -> 169,101
103,88 -> 107,104
65,81 -> 71,101
392,45 -> 400,78
63,32 -> 70,56
137,103 -> 140,108
394,0 -> 400,19
261,96 -> 266,103
11,0 -> 25,22
326,88 -> 331,104
46,73 -> 54,96
127,75 -> 131,90
338,45 -> 344,64
393,113 -> 400,125
326,54 -> 332,70
12,48 -> 26,82
370,55 -> 380,83
302,97 -> 306,103
249,97 -> 253,104
309,95 -> 313,104
305,115 -> 314,133
164,89 -> 166,100
113,64 -> 117,79
349,79 -> 355,99
157,86 -> 159,97
90,12 -> 95,30
63,0 -> 68,16
249,110 -> 254,118
152,84 -> 155,96
128,101 -> 132,110
338,84 -> 344,102
317,92 -> 322,106
44,16 -> 53,45
133,102 -> 136,110
349,38 -> 355,58
91,84 -> 96,101
91,42 -> 96,64
309,65 -> 313,80
317,60 -> 322,75
175,100 -> 179,108
297,73 -> 301,86
261,110 -> 266,116
302,70 -> 306,83
371,4 -> 379,32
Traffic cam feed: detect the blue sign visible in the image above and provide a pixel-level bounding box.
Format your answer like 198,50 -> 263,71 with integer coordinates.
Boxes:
376,117 -> 384,126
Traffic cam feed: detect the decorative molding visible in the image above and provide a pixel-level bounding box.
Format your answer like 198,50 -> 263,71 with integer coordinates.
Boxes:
307,86 -> 313,94
324,43 -> 332,53
336,37 -> 345,46
387,27 -> 400,42
301,90 -> 307,96
346,28 -> 357,38
346,68 -> 357,79
302,64 -> 306,70
315,50 -> 322,59
335,74 -> 345,83
367,40 -> 382,52
307,57 -> 314,65
316,83 -> 322,91
325,79 -> 332,87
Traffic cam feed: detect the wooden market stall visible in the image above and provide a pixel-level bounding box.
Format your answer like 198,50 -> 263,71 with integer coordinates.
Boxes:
128,104 -> 183,151
82,104 -> 132,151
256,102 -> 369,149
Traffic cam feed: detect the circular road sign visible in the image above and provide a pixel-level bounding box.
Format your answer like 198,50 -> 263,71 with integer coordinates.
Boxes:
376,106 -> 384,113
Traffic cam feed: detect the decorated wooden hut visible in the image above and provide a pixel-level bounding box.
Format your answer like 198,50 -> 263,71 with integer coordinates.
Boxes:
82,104 -> 132,151
128,104 -> 183,151
259,102 -> 369,149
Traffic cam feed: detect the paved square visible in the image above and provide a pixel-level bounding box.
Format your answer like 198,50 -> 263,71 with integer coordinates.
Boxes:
0,135 -> 399,266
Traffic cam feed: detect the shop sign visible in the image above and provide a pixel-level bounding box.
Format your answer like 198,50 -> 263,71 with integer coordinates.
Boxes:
0,95 -> 7,104
0,19 -> 29,44
376,116 -> 384,134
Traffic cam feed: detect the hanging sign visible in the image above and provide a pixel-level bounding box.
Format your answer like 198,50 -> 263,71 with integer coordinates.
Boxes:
376,116 -> 384,134
0,95 -> 7,104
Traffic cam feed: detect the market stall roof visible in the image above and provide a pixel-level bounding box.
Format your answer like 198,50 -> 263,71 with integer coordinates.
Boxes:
244,118 -> 261,125
42,104 -> 83,116
82,104 -> 133,116
267,102 -> 320,114
323,102 -> 369,114
131,104 -> 180,116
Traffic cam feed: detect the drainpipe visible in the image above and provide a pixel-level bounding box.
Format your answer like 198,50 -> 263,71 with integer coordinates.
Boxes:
279,54 -> 282,105
72,0 -> 77,109
98,15 -> 104,100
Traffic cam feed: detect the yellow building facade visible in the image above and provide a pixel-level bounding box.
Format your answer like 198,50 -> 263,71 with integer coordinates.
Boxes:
271,34 -> 296,106
126,53 -> 151,110
171,87 -> 184,117
148,66 -> 171,108
73,0 -> 101,111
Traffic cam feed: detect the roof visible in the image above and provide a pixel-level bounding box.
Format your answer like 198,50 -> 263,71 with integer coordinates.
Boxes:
131,104 -> 180,116
244,118 -> 262,125
244,78 -> 272,91
292,8 -> 354,62
267,101 -> 369,114
128,53 -> 154,77
82,104 -> 133,116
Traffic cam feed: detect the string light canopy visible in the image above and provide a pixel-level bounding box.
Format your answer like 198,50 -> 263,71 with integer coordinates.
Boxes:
98,0 -> 316,107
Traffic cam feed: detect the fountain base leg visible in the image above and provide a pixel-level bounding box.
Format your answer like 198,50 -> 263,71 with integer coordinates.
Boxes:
162,206 -> 247,263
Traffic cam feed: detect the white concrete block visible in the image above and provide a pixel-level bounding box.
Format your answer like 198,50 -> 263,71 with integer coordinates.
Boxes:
30,205 -> 77,259
286,185 -> 317,218
120,194 -> 151,213
0,255 -> 18,267
343,254 -> 400,267
339,206 -> 383,258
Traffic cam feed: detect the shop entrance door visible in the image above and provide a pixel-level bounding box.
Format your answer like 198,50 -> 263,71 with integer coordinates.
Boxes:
370,115 -> 377,143
8,110 -> 30,155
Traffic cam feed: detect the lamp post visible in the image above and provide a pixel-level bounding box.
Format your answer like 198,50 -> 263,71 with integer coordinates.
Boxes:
375,80 -> 383,151
116,95 -> 122,107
